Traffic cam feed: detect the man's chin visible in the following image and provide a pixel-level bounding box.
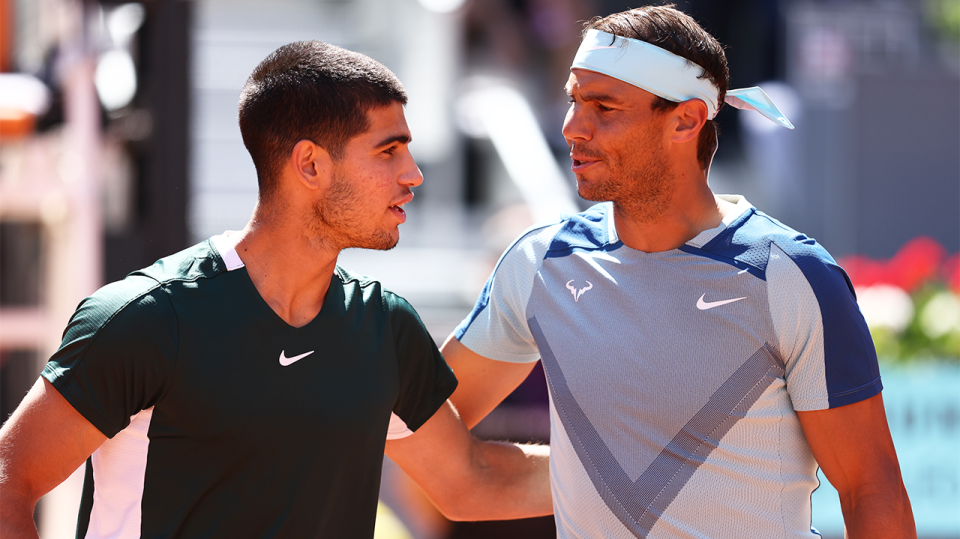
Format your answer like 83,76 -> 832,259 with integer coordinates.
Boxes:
364,232 -> 399,251
378,240 -> 399,252
577,183 -> 608,203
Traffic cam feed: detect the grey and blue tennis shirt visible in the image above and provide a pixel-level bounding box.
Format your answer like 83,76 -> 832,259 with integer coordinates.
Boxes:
455,196 -> 881,538
42,235 -> 457,538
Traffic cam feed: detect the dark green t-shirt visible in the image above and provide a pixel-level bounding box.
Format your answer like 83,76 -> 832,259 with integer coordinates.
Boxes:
42,237 -> 458,538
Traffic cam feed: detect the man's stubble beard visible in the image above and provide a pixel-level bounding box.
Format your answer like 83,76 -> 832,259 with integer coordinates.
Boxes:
577,132 -> 673,224
311,171 -> 398,252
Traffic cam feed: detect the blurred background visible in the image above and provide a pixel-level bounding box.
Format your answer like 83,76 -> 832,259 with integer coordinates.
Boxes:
0,0 -> 957,537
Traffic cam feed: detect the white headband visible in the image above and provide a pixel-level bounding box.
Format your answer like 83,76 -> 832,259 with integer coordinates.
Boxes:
572,29 -> 794,129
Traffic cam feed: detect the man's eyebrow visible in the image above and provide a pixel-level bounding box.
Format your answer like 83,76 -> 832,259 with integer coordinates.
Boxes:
578,91 -> 625,105
564,85 -> 625,105
374,133 -> 411,148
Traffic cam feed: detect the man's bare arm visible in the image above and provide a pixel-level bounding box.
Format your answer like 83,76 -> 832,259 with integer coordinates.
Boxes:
797,393 -> 915,539
0,378 -> 107,539
440,334 -> 537,429
384,400 -> 551,521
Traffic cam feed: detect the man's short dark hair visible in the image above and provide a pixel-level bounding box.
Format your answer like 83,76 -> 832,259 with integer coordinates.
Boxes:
585,5 -> 729,170
238,41 -> 407,200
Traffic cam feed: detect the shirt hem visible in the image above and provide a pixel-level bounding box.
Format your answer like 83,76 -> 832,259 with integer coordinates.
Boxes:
41,366 -> 118,438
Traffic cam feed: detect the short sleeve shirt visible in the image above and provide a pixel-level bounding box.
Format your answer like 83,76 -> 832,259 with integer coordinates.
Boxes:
456,197 -> 881,538
42,236 -> 458,538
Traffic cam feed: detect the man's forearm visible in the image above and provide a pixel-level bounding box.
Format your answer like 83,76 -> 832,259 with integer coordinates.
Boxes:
0,494 -> 41,539
443,440 -> 552,521
384,400 -> 552,522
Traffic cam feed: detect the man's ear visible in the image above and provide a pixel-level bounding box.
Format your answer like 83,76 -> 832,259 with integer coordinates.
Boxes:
670,99 -> 709,144
291,139 -> 332,190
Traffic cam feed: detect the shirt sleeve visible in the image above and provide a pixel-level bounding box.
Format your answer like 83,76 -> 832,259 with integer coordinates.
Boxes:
386,293 -> 458,433
41,275 -> 179,438
454,225 -> 559,363
766,242 -> 882,411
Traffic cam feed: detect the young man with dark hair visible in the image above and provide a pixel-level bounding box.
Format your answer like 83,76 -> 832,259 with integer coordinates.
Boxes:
0,41 -> 551,539
442,5 -> 915,538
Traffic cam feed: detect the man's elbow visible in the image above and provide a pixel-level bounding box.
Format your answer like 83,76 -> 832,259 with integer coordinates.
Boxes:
426,484 -> 481,522
418,470 -> 509,522
837,478 -> 916,538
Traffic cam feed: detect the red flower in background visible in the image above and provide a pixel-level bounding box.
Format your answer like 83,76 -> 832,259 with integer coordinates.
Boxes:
842,255 -> 889,289
888,237 -> 946,292
840,236 -> 952,293
944,253 -> 960,294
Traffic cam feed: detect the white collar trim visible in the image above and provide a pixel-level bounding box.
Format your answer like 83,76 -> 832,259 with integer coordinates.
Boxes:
686,194 -> 752,248
211,232 -> 245,271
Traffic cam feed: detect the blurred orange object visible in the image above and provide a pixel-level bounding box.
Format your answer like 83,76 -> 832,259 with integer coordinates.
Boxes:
0,107 -> 36,139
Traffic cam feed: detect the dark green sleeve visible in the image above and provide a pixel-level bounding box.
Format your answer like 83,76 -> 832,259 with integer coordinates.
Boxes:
41,275 -> 179,438
386,293 -> 458,432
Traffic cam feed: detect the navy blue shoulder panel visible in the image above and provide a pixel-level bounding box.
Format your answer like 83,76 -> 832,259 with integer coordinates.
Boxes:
686,208 -> 814,277
698,210 -> 881,407
544,203 -> 622,259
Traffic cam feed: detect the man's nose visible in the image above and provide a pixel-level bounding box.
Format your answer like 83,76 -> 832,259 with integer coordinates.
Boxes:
561,106 -> 590,145
400,153 -> 423,187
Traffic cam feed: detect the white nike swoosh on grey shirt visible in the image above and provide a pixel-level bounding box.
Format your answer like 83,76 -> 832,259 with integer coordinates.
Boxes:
279,350 -> 315,366
696,294 -> 747,310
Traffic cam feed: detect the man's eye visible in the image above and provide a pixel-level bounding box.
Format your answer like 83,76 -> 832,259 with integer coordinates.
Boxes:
597,103 -> 613,112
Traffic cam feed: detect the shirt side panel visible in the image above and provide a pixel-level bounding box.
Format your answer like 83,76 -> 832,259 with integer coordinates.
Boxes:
42,241 -> 215,538
85,407 -> 154,539
766,243 -> 830,410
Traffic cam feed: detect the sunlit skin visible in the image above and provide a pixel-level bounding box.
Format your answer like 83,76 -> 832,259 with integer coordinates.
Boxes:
562,68 -> 727,253
563,68 -> 672,219
232,102 -> 423,328
312,102 -> 423,252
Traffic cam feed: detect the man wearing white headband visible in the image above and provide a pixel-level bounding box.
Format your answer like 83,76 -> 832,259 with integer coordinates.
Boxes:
442,5 -> 915,538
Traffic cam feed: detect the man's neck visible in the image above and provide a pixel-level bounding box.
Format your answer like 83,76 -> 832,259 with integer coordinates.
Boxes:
613,187 -> 734,253
230,216 -> 341,328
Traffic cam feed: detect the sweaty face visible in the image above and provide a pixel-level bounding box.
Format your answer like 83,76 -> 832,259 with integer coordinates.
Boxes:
562,69 -> 673,222
310,103 -> 423,251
